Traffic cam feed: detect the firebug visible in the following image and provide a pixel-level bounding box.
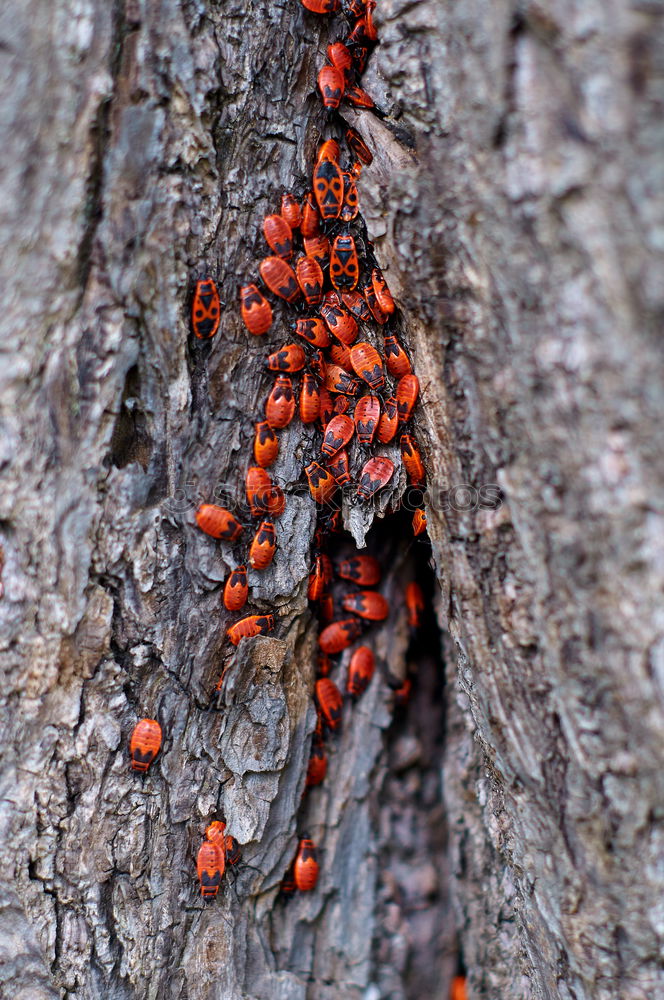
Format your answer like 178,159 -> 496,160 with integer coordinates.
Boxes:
192,279 -> 221,340
249,519 -> 276,569
265,376 -> 296,428
195,504 -> 243,541
227,614 -> 274,646
294,838 -> 320,891
313,157 -> 344,220
223,565 -> 248,612
129,718 -> 162,773
263,214 -> 293,259
240,284 -> 272,336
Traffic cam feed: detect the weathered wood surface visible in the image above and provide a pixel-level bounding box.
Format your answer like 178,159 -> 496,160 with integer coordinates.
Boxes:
0,0 -> 662,998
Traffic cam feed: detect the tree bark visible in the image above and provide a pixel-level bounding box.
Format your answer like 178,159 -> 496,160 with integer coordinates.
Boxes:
0,1 -> 662,999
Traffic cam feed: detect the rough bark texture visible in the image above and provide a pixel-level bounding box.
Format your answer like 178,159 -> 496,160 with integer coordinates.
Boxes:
0,1 -> 662,999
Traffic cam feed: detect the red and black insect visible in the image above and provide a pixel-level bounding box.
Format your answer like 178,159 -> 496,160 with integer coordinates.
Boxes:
301,0 -> 340,12
263,214 -> 293,259
223,565 -> 248,612
303,234 -> 330,267
346,127 -> 373,165
317,138 -> 341,163
357,457 -> 395,500
294,317 -> 330,348
246,466 -> 272,516
371,266 -> 396,313
337,556 -> 381,587
313,157 -> 344,220
192,278 -> 221,339
240,283 -> 272,336
342,589 -> 389,621
294,838 -> 320,891
321,414 -> 354,456
350,341 -> 385,390
318,618 -> 362,655
320,300 -> 358,345
315,676 -> 345,728
197,841 -> 225,898
266,343 -> 306,373
333,394 -> 351,414
361,280 -> 388,324
376,396 -> 399,444
326,447 -> 350,484
305,462 -> 338,505
309,349 -> 326,380
301,191 -> 321,237
330,233 -> 359,291
383,336 -> 411,378
451,976 -> 468,1000
401,434 -> 425,485
354,394 -> 380,444
318,64 -> 345,109
129,718 -> 162,772
306,734 -> 328,787
281,192 -> 301,230
337,554 -> 381,586
347,646 -> 375,698
296,255 -> 324,306
318,386 -> 334,427
265,376 -> 296,428
300,373 -> 321,424
412,507 -> 427,536
341,173 -> 359,222
325,364 -> 359,395
396,374 -> 420,424
249,519 -> 276,570
254,421 -> 279,468
227,614 -> 274,646
342,290 -> 372,323
259,256 -> 300,303
195,504 -> 243,541
406,581 -> 425,630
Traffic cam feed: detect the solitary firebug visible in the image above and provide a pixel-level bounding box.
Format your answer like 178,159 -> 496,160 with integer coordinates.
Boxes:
192,279 -> 221,339
300,373 -> 321,424
321,414 -> 354,457
129,718 -> 162,772
401,434 -> 425,485
396,374 -> 420,423
223,566 -> 248,612
197,841 -> 225,898
195,504 -> 243,541
305,462 -> 338,505
281,192 -> 301,230
294,838 -> 320,890
296,255 -> 324,306
406,581 -> 425,630
227,614 -> 274,646
376,397 -> 399,444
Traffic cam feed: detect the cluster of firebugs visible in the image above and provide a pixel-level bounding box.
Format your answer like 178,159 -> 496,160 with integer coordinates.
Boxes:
125,8 -> 466,995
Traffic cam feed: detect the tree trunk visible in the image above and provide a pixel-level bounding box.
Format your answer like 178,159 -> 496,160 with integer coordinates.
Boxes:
1,1 -> 662,999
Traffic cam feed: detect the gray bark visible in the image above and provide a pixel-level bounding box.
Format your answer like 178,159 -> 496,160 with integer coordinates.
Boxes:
0,0 -> 662,999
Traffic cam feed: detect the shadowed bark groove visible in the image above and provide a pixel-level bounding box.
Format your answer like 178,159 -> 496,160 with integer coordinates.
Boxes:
0,1 -> 662,999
